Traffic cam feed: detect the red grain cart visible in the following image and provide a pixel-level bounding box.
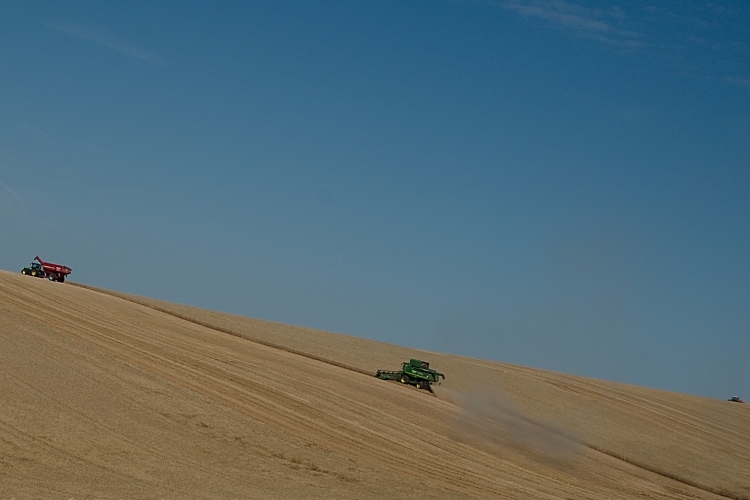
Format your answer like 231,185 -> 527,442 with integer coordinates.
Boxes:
21,256 -> 72,282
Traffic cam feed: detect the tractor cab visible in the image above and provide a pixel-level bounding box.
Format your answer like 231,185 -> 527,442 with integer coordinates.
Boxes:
30,262 -> 43,271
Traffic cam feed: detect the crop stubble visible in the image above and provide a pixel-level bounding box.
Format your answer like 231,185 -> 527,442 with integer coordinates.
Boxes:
1,270 -> 748,499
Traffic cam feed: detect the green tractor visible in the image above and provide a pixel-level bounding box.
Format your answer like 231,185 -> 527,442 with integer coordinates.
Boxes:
21,262 -> 45,278
375,359 -> 445,391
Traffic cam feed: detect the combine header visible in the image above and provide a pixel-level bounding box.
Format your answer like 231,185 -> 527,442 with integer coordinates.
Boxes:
21,256 -> 72,282
376,359 -> 445,391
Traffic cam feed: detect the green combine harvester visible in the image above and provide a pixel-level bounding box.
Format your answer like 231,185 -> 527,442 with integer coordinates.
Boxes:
375,359 -> 445,391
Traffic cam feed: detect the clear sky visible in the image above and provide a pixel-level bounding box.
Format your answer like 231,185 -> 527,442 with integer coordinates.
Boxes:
1,1 -> 748,399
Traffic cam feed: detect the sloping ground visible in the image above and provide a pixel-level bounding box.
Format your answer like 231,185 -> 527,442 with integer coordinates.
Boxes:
0,271 -> 748,499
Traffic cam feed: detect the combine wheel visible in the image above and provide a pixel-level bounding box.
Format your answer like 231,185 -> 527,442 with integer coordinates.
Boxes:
415,381 -> 424,390
400,374 -> 410,384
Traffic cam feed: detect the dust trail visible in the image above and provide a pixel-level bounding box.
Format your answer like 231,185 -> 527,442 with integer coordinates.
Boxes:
435,387 -> 582,463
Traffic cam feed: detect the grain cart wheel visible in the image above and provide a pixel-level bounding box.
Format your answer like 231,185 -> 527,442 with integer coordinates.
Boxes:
48,273 -> 57,281
58,276 -> 65,283
400,374 -> 410,384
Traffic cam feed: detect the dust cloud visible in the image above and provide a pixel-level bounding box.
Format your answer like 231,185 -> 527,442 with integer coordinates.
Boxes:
434,387 -> 582,464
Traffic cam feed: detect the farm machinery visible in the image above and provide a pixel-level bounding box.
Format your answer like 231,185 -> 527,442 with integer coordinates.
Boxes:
21,256 -> 72,282
728,396 -> 745,403
376,359 -> 445,391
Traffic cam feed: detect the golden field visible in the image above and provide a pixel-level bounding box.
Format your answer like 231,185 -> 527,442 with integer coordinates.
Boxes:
1,270 -> 748,499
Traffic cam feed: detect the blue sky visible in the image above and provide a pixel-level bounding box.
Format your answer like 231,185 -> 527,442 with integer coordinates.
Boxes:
1,1 -> 748,398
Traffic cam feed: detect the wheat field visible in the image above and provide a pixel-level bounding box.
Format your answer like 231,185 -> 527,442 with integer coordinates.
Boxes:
1,270 -> 748,499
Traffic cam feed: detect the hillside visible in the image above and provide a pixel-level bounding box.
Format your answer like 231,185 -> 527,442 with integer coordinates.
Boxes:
1,270 -> 748,499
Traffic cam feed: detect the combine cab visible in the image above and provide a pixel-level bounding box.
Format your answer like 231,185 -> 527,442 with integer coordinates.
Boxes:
21,256 -> 72,282
376,359 -> 445,391
728,396 -> 745,403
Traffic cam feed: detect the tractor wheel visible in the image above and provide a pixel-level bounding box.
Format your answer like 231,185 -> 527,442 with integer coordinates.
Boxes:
21,269 -> 27,275
400,374 -> 410,384
31,270 -> 37,277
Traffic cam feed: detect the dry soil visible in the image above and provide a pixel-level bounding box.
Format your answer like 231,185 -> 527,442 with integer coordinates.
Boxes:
1,270 -> 748,499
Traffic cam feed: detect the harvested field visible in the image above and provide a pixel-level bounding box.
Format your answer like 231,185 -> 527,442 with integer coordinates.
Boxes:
1,270 -> 748,499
